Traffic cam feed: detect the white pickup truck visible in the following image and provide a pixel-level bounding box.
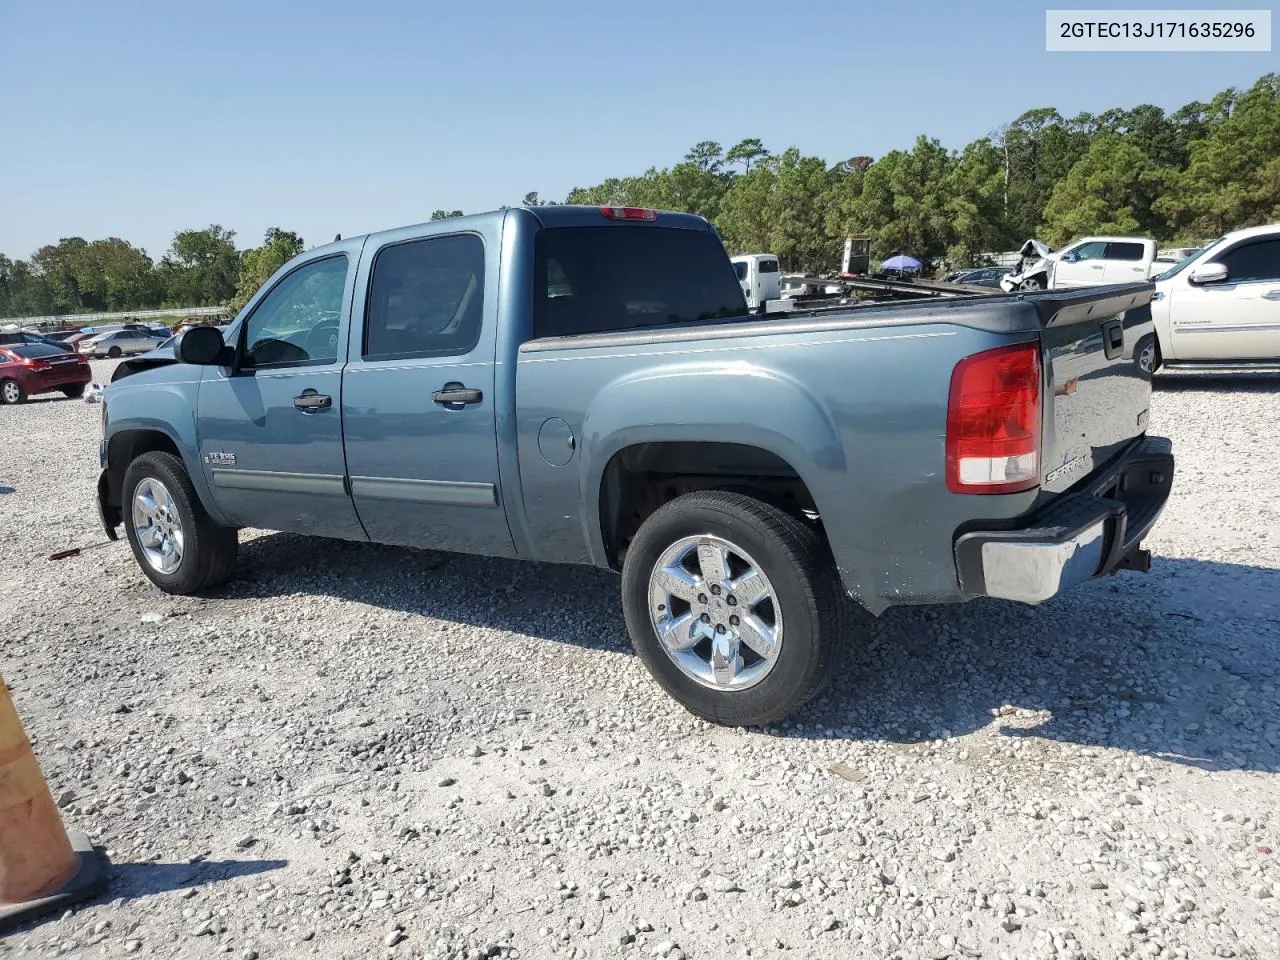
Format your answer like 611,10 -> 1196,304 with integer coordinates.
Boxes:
1001,236 -> 1157,292
1142,222 -> 1280,373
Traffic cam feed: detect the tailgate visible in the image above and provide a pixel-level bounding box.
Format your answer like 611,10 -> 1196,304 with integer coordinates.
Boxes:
1033,283 -> 1156,495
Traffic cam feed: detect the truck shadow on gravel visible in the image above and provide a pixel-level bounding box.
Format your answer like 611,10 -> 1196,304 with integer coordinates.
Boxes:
104,858 -> 286,903
221,534 -> 1279,774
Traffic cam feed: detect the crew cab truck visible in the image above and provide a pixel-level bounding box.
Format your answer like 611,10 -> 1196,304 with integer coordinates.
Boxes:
96,205 -> 1174,727
1001,237 -> 1158,292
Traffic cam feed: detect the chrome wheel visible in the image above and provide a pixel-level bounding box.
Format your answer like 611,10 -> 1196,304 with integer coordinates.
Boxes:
1017,276 -> 1046,291
1,381 -> 20,404
1138,341 -> 1156,374
648,534 -> 783,691
131,477 -> 185,574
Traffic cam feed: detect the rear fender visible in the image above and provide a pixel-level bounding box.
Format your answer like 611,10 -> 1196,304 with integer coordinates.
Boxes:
579,361 -> 870,592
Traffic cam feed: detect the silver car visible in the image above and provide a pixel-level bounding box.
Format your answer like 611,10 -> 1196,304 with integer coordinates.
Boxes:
79,330 -> 167,359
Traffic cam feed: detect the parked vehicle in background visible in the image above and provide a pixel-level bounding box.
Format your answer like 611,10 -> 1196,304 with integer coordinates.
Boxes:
96,204 -> 1173,726
1140,222 -> 1280,374
1152,246 -> 1203,272
79,329 -> 167,358
0,344 -> 92,403
0,330 -> 74,351
731,254 -> 783,311
946,266 -> 1014,287
43,330 -> 84,343
1000,236 -> 1157,291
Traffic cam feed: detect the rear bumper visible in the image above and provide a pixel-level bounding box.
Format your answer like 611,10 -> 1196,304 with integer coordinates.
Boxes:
955,435 -> 1173,604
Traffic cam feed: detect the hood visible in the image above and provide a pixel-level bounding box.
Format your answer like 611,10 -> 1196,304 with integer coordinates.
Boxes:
110,347 -> 179,383
1018,238 -> 1052,259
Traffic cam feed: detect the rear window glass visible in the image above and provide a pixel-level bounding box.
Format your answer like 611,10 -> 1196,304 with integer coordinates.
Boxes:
533,226 -> 747,339
758,259 -> 779,274
1105,242 -> 1146,261
6,344 -> 64,359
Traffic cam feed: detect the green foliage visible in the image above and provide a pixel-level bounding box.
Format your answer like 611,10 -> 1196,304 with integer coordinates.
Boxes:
231,228 -> 306,312
3,74 -> 1279,318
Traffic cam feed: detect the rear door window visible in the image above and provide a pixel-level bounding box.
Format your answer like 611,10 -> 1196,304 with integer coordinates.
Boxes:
1105,242 -> 1146,261
533,227 -> 747,339
363,234 -> 486,359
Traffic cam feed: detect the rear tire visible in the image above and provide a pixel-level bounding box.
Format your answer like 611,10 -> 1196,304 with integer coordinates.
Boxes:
0,379 -> 24,405
61,384 -> 86,399
122,452 -> 238,595
621,490 -> 852,727
107,346 -> 122,358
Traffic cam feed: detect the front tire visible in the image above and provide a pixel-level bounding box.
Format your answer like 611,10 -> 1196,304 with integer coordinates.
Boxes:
122,452 -> 238,595
1135,335 -> 1162,376
1017,275 -> 1047,291
0,379 -> 24,405
621,490 -> 851,727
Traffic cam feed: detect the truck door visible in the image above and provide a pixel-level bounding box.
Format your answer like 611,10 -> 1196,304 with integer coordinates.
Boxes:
195,248 -> 367,540
341,222 -> 516,557
1103,241 -> 1151,283
1169,236 -> 1280,361
1053,240 -> 1108,288
733,260 -> 753,308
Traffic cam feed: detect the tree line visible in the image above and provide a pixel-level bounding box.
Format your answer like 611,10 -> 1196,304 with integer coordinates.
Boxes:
3,73 -> 1276,318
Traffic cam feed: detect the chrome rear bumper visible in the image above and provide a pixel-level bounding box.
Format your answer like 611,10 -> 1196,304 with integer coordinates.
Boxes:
955,436 -> 1174,605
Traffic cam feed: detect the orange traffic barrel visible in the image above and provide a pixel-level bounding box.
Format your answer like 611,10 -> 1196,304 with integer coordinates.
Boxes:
0,675 -> 107,930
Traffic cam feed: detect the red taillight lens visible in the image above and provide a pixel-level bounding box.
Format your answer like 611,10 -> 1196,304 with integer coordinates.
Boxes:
599,206 -> 657,221
946,342 -> 1041,494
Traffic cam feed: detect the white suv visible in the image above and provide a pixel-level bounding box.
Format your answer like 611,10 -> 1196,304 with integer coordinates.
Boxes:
1145,223 -> 1280,372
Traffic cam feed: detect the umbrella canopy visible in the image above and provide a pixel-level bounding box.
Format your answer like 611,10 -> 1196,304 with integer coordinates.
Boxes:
881,254 -> 922,271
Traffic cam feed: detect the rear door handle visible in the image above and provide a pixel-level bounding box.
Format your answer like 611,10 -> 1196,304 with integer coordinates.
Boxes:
1263,289 -> 1280,301
432,382 -> 483,406
293,391 -> 332,411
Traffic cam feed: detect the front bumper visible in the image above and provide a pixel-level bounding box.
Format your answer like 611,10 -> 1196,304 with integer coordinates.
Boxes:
955,435 -> 1174,604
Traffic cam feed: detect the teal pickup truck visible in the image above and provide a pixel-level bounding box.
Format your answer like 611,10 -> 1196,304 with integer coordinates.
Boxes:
97,205 -> 1174,726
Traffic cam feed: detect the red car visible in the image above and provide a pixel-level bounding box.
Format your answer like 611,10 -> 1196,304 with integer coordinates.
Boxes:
0,343 -> 92,404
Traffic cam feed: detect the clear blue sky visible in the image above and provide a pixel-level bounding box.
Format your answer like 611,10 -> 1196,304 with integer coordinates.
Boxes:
1,0 -> 1273,261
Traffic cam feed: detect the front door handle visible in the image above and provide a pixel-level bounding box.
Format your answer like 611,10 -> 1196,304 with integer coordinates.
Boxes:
1263,289 -> 1280,301
293,391 -> 332,411
433,382 -> 483,406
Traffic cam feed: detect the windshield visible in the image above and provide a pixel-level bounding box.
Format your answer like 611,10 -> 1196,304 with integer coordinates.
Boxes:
1154,236 -> 1226,281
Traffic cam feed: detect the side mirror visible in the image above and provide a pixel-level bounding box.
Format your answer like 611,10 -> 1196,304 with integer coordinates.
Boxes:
1189,262 -> 1228,285
175,326 -> 226,365
1060,252 -> 1078,263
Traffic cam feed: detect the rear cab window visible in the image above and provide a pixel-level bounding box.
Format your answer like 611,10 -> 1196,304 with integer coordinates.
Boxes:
758,258 -> 780,274
533,226 -> 747,339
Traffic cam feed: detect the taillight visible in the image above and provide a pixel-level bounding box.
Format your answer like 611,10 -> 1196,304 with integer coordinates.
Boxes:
599,206 -> 657,221
946,342 -> 1041,494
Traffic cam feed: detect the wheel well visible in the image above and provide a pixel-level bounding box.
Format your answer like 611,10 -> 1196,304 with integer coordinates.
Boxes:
105,430 -> 183,510
598,442 -> 819,569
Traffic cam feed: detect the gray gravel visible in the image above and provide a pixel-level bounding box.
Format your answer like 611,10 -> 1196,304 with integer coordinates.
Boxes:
1,360 -> 1278,959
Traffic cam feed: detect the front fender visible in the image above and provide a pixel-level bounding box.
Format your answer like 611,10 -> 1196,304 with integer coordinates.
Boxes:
102,373 -> 227,525
578,359 -> 844,561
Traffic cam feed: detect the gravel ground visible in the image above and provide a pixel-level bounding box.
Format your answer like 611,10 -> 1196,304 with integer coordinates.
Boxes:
1,360 -> 1278,960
